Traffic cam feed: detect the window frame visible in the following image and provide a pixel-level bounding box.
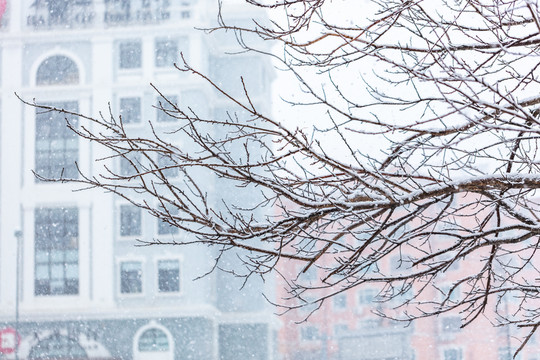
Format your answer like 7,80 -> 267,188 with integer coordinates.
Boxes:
36,55 -> 80,86
118,258 -> 145,296
118,39 -> 143,71
118,203 -> 143,239
31,50 -> 85,88
155,201 -> 180,237
357,288 -> 378,306
299,326 -> 319,343
333,293 -> 347,311
34,100 -> 80,182
133,321 -> 174,360
118,152 -> 143,178
34,207 -> 80,297
154,257 -> 182,295
440,316 -> 462,333
118,95 -> 143,126
156,152 -> 180,180
155,94 -> 179,123
441,347 -> 463,360
154,38 -> 179,68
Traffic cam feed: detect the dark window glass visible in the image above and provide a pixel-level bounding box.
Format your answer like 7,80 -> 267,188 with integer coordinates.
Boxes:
157,205 -> 179,235
158,259 -> 180,292
157,153 -> 178,179
120,204 -> 141,237
441,317 -> 462,332
300,327 -> 318,341
138,328 -> 169,351
120,261 -> 142,294
156,95 -> 178,122
444,348 -> 462,360
36,55 -> 79,85
119,41 -> 142,69
35,101 -> 79,181
333,293 -> 346,309
155,39 -> 178,67
34,207 -> 79,296
119,153 -> 141,177
358,288 -> 377,305
119,97 -> 141,124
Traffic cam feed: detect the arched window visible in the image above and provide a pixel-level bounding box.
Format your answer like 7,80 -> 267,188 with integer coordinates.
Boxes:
28,333 -> 87,359
36,55 -> 79,86
134,322 -> 174,360
138,328 -> 169,352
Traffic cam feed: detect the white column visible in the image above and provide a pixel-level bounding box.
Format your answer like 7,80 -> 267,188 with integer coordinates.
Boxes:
0,39 -> 23,316
89,36 -> 115,307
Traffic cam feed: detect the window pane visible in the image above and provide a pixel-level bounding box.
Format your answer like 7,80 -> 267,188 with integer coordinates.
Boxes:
157,205 -> 179,235
119,97 -> 141,124
444,349 -> 462,360
441,317 -> 462,332
34,207 -> 79,296
333,294 -> 346,309
158,260 -> 180,292
120,204 -> 141,237
138,328 -> 169,351
300,327 -> 318,341
157,153 -> 179,178
35,101 -> 79,181
358,288 -> 376,305
121,261 -> 142,294
155,39 -> 178,67
36,55 -> 79,85
119,41 -> 142,69
156,95 -> 178,122
119,153 -> 142,177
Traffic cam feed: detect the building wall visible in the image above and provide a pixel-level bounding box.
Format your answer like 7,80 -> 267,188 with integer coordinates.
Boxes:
0,1 -> 276,359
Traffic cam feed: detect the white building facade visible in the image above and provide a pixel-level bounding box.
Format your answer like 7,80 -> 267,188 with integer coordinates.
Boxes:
0,1 -> 275,359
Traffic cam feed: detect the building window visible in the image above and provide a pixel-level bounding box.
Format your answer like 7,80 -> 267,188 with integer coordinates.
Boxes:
300,326 -> 319,341
119,97 -> 141,124
358,288 -> 377,305
35,101 -> 79,180
157,153 -> 179,178
36,55 -> 79,85
138,328 -> 169,351
156,95 -> 178,122
157,259 -> 180,292
443,348 -> 462,360
157,208 -> 179,235
119,41 -> 142,69
119,153 -> 142,177
34,207 -> 79,296
441,316 -> 462,332
120,261 -> 142,294
120,204 -> 141,237
440,284 -> 460,303
155,39 -> 178,67
333,293 -> 347,310
298,265 -> 317,285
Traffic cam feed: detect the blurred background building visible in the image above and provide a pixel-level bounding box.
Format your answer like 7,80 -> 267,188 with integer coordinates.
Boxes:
276,198 -> 540,360
0,1 -> 276,359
